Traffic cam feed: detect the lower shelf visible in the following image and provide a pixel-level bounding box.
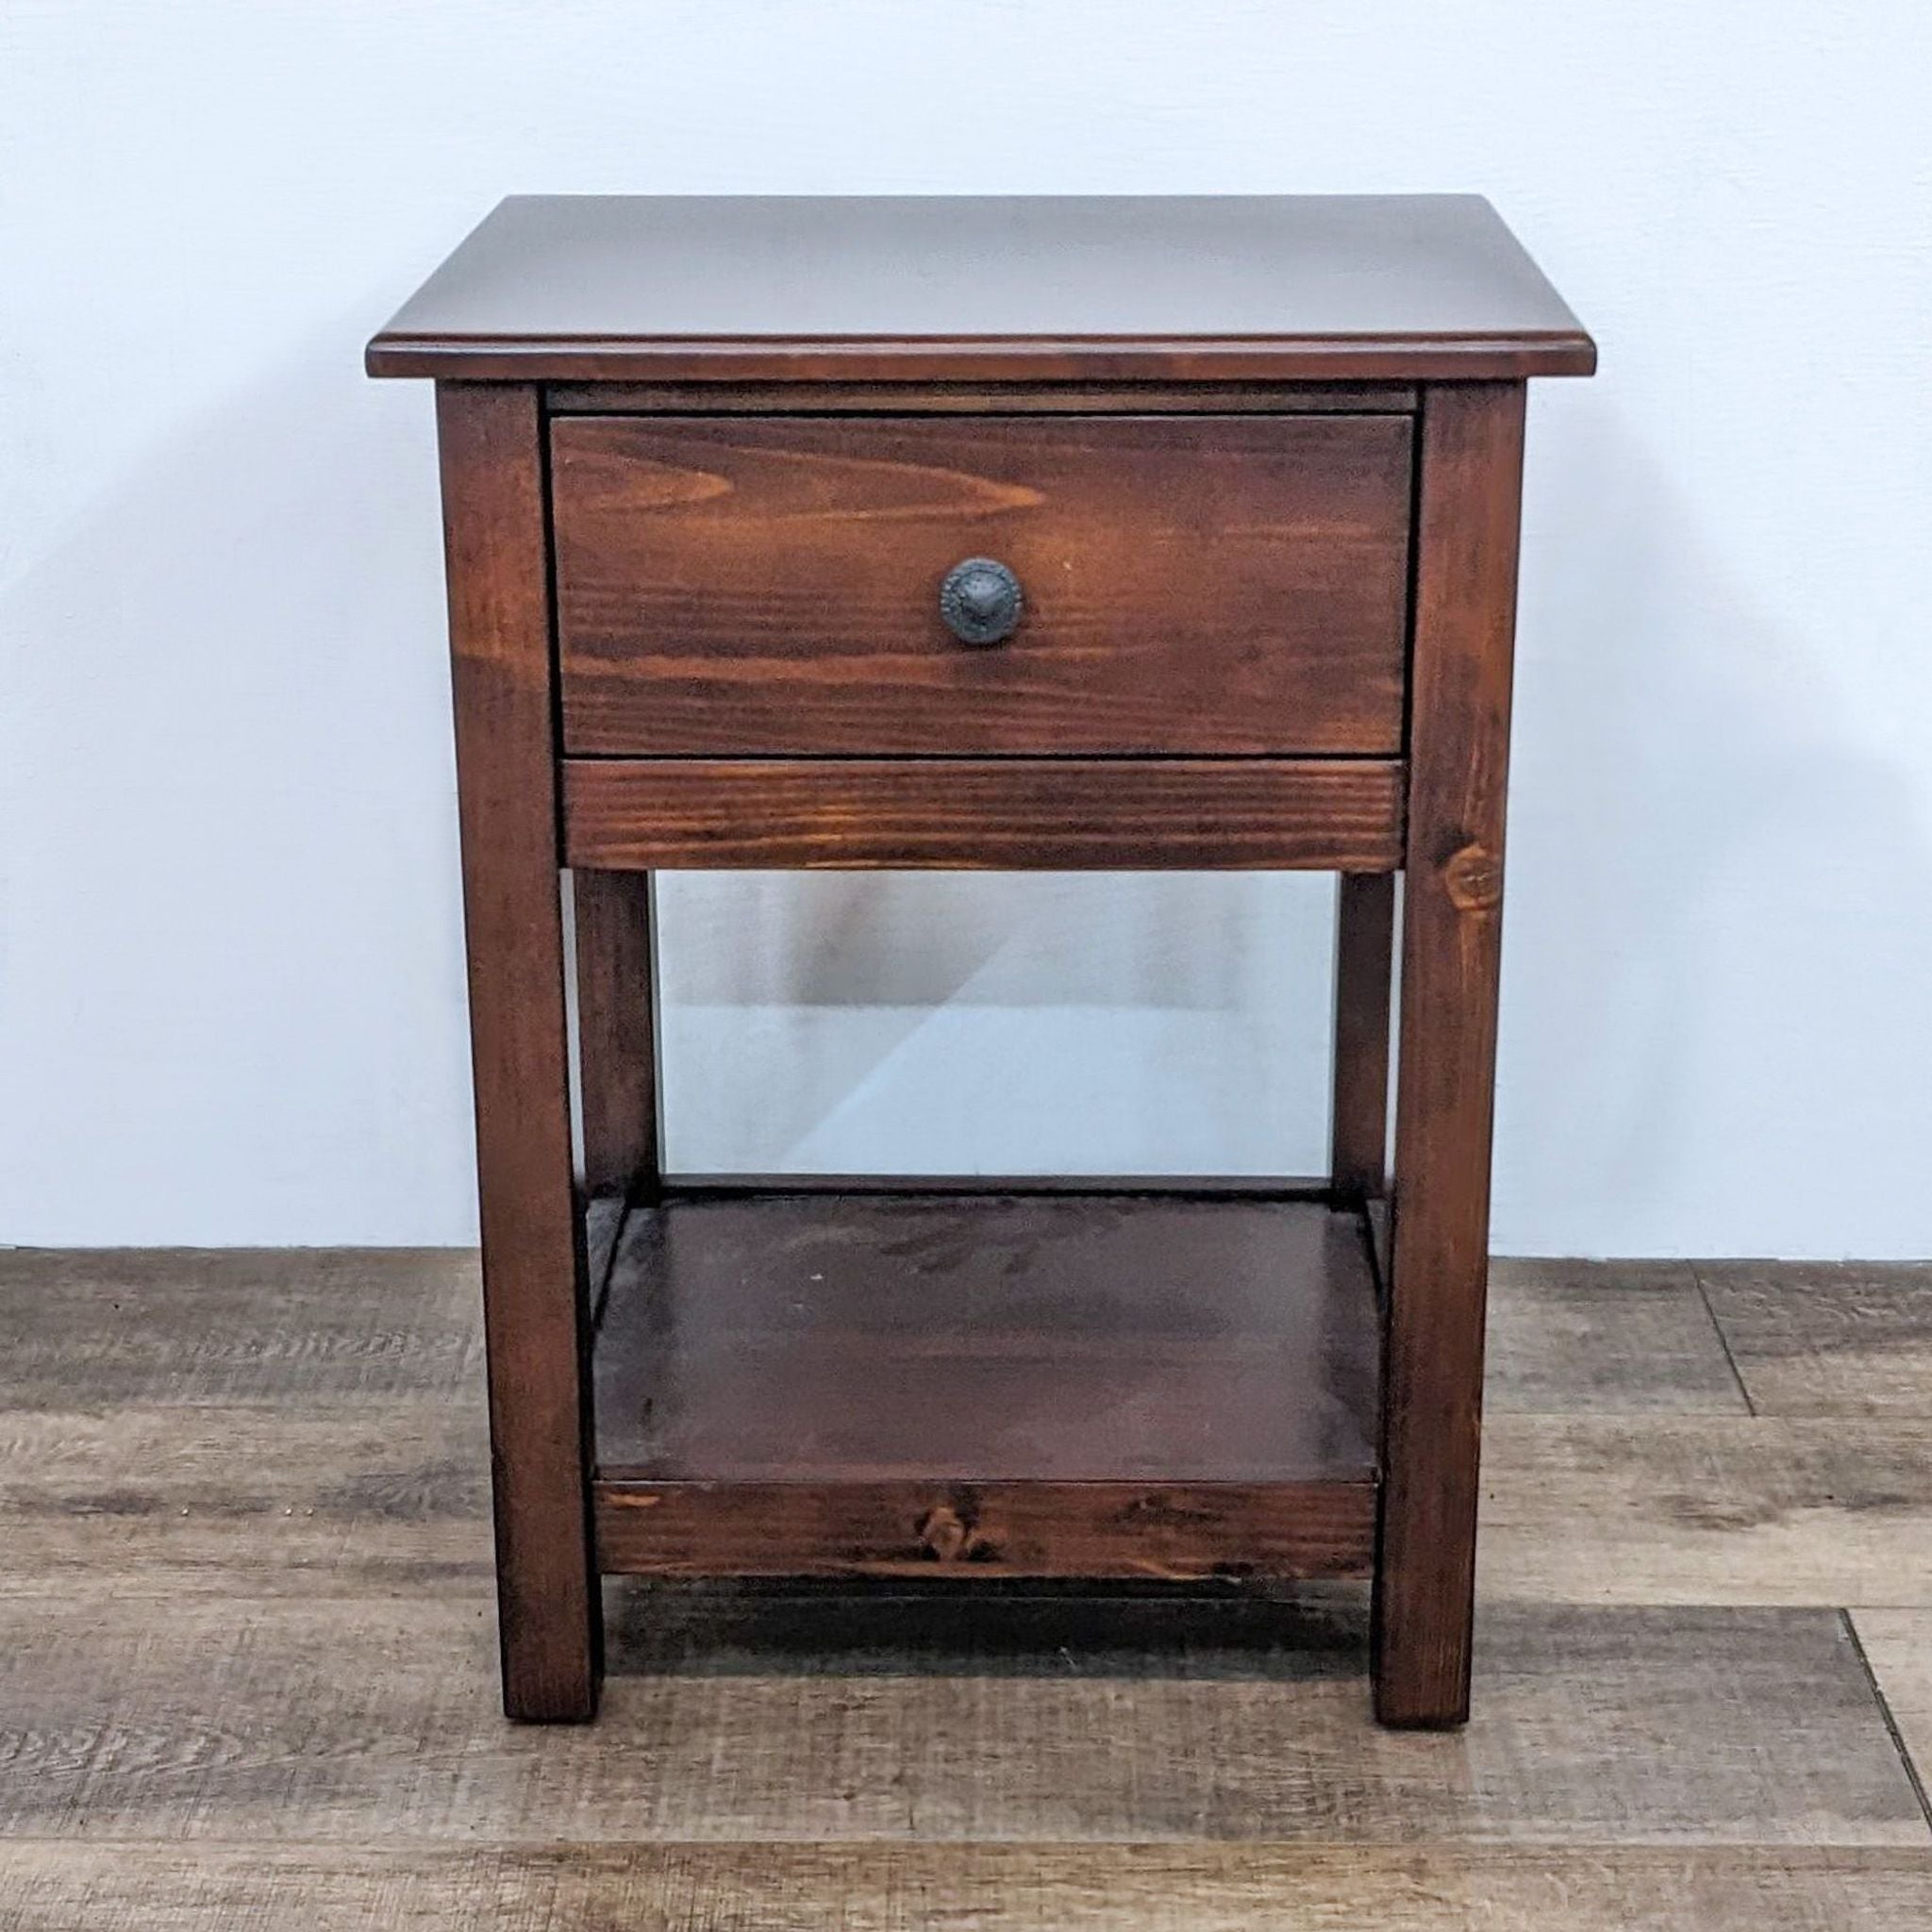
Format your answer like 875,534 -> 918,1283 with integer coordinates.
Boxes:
590,1189 -> 1383,1581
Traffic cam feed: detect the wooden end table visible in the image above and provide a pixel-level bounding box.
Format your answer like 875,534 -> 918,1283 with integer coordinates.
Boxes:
368,195 -> 1594,1727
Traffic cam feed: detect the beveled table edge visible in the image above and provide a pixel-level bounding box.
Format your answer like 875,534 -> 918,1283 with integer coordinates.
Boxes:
365,331 -> 1598,383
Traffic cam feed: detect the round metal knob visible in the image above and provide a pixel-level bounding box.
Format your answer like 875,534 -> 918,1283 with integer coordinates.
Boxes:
939,558 -> 1024,646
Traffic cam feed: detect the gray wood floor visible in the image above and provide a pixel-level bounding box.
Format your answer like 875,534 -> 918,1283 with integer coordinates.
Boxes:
1,1247 -> 1928,1927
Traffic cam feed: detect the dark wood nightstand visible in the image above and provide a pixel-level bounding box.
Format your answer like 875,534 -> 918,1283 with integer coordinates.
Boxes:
369,195 -> 1594,1729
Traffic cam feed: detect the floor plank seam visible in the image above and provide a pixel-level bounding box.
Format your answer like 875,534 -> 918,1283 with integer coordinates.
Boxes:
16,1246 -> 1932,1864
1843,1607 -> 1932,1838
1690,1265 -> 1758,1416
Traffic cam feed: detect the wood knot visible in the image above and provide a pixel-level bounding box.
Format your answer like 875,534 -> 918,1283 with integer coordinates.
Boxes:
915,1501 -> 998,1564
1441,842 -> 1503,912
916,1505 -> 970,1561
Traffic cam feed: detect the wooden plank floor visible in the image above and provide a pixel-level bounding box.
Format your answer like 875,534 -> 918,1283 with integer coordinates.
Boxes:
1,1248 -> 1928,1927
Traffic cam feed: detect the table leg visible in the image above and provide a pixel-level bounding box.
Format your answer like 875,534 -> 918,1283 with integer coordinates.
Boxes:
1373,383 -> 1525,1727
439,382 -> 600,1721
1331,873 -> 1395,1201
573,868 -> 660,1202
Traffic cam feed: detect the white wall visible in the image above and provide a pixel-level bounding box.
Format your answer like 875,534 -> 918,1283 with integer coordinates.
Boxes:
4,2 -> 1929,1256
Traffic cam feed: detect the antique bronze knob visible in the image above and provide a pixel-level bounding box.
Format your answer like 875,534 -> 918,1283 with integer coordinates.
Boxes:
939,558 -> 1024,645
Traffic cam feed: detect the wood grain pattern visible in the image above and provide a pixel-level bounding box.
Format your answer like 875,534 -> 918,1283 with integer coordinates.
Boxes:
437,382 -> 599,1720
1485,1259 -> 1750,1415
591,1193 -> 1379,1486
1851,1612 -> 1932,1795
1331,873 -> 1395,1198
0,1247 -> 483,1406
0,1593 -> 1915,1845
1481,1416 -> 1932,1606
3,1846 -> 1927,1932
553,413 -> 1411,757
1373,383 -> 1527,1726
5,1845 -> 1931,1932
366,195 -> 1596,383
21,1266 -> 1920,1606
1698,1262 -> 1932,1416
596,1480 -> 1375,1581
571,869 -> 659,1200
0,1405 -> 491,1600
375,199 -> 1599,1731
563,758 -> 1406,872
10,1246 -> 1932,1915
32,1408 -> 1932,1610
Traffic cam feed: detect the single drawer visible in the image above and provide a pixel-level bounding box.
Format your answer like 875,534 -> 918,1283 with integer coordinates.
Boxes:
552,413 -> 1412,757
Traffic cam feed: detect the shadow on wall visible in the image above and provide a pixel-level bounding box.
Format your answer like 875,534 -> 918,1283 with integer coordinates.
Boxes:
656,869 -> 1341,1179
3,341 -> 1924,1251
1497,400 -> 1932,1257
664,397 -> 1932,1249
0,315 -> 1343,1215
667,870 -> 1283,1009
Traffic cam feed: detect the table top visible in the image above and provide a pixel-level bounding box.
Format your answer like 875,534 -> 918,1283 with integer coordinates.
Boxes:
366,195 -> 1594,384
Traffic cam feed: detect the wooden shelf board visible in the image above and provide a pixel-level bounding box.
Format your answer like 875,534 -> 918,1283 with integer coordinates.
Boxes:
589,1191 -> 1381,1580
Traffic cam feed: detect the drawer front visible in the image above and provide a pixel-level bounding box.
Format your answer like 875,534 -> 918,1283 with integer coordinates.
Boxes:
552,413 -> 1412,757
